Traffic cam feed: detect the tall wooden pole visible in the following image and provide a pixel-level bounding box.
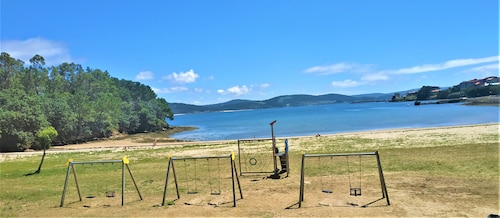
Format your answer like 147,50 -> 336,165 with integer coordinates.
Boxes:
375,151 -> 390,205
298,154 -> 306,208
270,120 -> 278,174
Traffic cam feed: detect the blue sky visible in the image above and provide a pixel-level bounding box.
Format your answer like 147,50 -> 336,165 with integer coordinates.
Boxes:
1,0 -> 498,105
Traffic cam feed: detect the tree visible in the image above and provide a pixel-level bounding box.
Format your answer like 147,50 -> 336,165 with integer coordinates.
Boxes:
26,126 -> 58,175
0,89 -> 49,152
0,52 -> 24,89
391,93 -> 400,102
42,93 -> 76,145
114,78 -> 173,134
416,86 -> 439,100
0,52 -> 176,150
437,89 -> 451,99
465,86 -> 499,97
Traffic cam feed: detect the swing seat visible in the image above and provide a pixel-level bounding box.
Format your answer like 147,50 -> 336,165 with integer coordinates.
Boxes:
187,191 -> 198,194
106,191 -> 115,198
350,188 -> 361,196
210,192 -> 221,195
322,189 -> 333,194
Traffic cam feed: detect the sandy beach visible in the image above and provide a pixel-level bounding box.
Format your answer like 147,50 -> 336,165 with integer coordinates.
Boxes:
2,123 -> 498,161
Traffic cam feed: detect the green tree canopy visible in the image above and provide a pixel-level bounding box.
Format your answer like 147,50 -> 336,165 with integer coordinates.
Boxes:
37,126 -> 58,150
0,52 -> 175,152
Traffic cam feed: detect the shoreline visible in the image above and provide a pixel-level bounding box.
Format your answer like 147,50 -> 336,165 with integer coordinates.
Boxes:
1,123 -> 498,162
282,122 -> 500,139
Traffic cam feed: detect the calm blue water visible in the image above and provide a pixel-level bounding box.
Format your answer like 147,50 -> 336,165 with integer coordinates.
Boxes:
169,102 -> 499,141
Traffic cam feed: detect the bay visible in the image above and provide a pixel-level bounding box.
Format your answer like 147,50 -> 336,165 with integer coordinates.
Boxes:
169,102 -> 499,141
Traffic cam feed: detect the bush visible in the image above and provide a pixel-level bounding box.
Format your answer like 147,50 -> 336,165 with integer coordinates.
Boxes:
36,126 -> 58,150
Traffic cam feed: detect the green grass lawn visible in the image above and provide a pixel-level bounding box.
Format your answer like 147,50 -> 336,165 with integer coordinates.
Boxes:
0,137 -> 498,217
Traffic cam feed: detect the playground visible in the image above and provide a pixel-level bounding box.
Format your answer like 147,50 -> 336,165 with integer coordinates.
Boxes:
0,123 -> 498,217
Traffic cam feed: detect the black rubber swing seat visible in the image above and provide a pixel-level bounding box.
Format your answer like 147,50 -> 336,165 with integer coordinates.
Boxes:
187,191 -> 198,194
210,192 -> 221,195
322,189 -> 333,194
350,188 -> 361,196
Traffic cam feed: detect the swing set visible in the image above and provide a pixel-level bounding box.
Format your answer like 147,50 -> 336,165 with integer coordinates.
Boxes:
161,152 -> 243,207
59,156 -> 143,207
298,151 -> 390,208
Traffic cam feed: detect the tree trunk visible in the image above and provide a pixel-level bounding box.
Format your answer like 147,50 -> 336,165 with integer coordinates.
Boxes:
25,148 -> 46,176
35,148 -> 46,174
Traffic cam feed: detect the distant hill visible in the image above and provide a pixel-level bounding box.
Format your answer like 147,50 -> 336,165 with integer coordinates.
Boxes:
169,92 -> 395,114
168,76 -> 499,114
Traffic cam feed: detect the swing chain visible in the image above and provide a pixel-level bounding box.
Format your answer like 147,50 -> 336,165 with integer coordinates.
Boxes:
347,156 -> 362,196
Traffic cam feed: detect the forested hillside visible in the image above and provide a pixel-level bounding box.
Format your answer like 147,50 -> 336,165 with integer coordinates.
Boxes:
0,52 -> 173,152
169,93 -> 384,114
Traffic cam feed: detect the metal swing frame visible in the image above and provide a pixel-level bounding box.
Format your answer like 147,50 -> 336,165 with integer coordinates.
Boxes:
161,153 -> 244,207
298,151 -> 390,208
59,156 -> 143,207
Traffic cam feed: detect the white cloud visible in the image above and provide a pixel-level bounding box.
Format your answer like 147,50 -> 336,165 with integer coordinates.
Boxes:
193,88 -> 206,93
322,56 -> 500,84
1,37 -> 73,66
135,71 -> 154,80
463,63 -> 499,74
303,63 -> 354,75
169,86 -> 189,92
360,56 -> 499,83
259,83 -> 270,88
331,79 -> 362,88
458,63 -> 499,79
361,73 -> 389,82
228,85 -> 250,95
386,56 -> 499,75
166,69 -> 199,83
218,85 -> 251,95
152,86 -> 188,94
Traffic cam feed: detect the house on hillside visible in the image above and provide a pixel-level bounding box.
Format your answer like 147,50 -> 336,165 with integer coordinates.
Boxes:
485,76 -> 500,86
459,79 -> 479,90
459,76 -> 499,89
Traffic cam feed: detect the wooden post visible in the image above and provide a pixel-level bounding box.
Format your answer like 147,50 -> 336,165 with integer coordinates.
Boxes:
172,159 -> 180,200
232,152 -> 243,200
237,140 -> 242,176
121,160 -> 125,206
162,156 -> 175,206
285,139 -> 290,177
71,164 -> 82,202
60,161 -> 73,207
298,154 -> 306,208
126,164 -> 143,201
375,151 -> 390,205
270,120 -> 278,174
231,155 -> 237,207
